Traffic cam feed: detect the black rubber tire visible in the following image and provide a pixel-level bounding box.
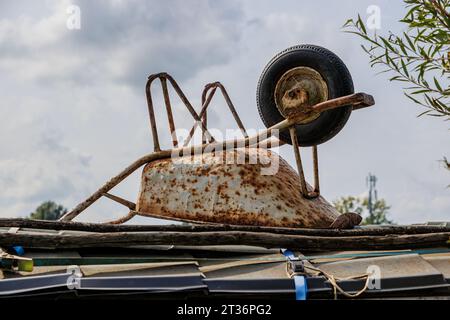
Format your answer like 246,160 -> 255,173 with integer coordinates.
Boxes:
257,45 -> 354,146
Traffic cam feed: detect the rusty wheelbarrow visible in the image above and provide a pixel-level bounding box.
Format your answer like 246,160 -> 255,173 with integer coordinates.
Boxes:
59,44 -> 375,229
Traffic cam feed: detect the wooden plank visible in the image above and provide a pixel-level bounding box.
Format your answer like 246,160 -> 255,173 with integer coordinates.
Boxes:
0,230 -> 449,251
0,218 -> 449,236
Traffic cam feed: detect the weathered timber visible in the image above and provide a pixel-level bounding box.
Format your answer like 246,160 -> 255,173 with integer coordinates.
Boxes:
0,230 -> 449,251
1,218 -> 449,236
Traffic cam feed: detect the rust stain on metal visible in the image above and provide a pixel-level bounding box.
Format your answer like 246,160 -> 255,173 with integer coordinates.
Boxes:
275,66 -> 328,123
136,148 -> 339,228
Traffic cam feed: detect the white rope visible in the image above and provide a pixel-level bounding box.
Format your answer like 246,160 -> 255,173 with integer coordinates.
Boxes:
287,263 -> 371,299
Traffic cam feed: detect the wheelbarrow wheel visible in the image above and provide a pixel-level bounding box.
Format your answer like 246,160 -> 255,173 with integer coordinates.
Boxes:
257,45 -> 354,146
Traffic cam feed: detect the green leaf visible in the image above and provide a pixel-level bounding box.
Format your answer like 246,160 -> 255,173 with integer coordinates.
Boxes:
434,77 -> 443,92
398,39 -> 409,56
342,18 -> 354,28
389,75 -> 402,81
404,32 -> 415,51
411,89 -> 432,94
401,59 -> 409,77
357,14 -> 367,34
405,92 -> 422,105
380,36 -> 397,53
417,109 -> 432,117
403,4 -> 421,23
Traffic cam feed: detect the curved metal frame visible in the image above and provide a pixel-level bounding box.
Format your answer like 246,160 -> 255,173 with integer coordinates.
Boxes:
59,72 -> 374,223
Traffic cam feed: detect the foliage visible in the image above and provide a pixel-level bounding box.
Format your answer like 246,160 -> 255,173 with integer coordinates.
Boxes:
443,157 -> 450,187
334,196 -> 394,225
444,157 -> 450,170
29,201 -> 67,221
344,0 -> 450,119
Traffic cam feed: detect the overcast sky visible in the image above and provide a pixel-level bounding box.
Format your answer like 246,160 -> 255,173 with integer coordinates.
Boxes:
0,0 -> 448,224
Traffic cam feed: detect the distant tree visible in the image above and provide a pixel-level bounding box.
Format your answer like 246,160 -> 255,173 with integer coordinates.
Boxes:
333,173 -> 394,225
444,157 -> 450,170
334,196 -> 393,225
29,201 -> 67,220
444,157 -> 450,186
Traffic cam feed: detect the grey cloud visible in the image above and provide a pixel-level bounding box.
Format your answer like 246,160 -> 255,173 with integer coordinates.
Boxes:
0,128 -> 92,214
0,0 -> 245,88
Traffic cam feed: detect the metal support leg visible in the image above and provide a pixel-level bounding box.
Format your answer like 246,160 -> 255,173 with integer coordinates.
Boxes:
289,127 -> 309,197
312,145 -> 320,196
289,127 -> 320,199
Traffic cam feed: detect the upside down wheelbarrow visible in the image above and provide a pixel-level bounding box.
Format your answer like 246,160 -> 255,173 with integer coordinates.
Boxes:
59,44 -> 375,229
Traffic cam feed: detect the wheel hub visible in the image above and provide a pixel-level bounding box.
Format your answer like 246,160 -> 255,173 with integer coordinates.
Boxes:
274,67 -> 328,123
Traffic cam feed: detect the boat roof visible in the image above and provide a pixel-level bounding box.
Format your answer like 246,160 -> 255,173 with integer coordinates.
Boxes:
1,222 -> 449,300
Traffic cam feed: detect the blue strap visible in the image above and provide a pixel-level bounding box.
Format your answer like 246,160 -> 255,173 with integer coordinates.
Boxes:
282,249 -> 308,300
11,246 -> 24,256
294,276 -> 307,300
282,249 -> 296,260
